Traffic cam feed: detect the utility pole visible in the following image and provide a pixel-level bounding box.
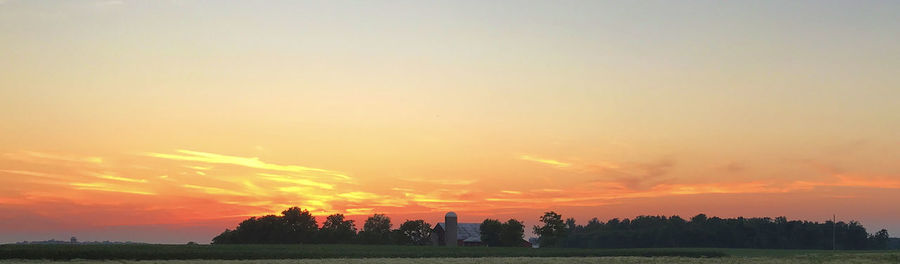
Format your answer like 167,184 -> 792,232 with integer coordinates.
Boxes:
832,214 -> 836,251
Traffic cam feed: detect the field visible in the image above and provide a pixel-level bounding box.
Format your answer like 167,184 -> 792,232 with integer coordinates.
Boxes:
0,245 -> 898,263
0,244 -> 726,260
3,255 -> 900,264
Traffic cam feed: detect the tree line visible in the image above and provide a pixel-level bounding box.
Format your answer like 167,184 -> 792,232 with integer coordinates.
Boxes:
478,219 -> 526,247
212,207 -> 529,246
212,207 -> 433,245
212,207 -> 891,250
532,211 -> 892,250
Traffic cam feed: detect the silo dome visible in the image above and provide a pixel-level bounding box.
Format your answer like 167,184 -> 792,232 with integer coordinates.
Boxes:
446,211 -> 457,218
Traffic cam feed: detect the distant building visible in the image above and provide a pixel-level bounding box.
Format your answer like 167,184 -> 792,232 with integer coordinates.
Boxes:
70,237 -> 77,244
431,212 -> 483,246
430,211 -> 534,247
528,237 -> 540,248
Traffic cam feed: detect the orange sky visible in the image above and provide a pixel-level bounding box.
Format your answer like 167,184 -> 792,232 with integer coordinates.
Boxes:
2,148 -> 898,243
1,1 -> 899,243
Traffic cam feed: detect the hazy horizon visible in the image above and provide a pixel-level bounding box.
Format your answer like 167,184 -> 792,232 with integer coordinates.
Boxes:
2,0 -> 899,244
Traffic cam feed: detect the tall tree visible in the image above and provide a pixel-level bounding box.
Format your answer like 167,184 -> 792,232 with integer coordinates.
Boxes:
396,220 -> 433,245
870,229 -> 890,249
565,218 -> 577,231
479,219 -> 503,247
500,219 -> 525,247
281,207 -> 318,243
533,211 -> 567,247
359,214 -> 392,244
319,214 -> 357,244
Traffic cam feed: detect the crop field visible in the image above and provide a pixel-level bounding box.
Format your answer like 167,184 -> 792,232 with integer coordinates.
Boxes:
3,255 -> 900,264
0,245 -> 897,263
0,244 -> 726,260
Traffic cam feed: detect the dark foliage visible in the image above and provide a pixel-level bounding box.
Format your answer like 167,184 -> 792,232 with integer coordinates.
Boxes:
533,211 -> 567,247
549,213 -> 891,250
211,208 -> 438,246
888,238 -> 900,250
209,206 -> 891,250
358,214 -> 393,245
319,214 -> 357,244
212,207 -> 318,244
282,207 -> 319,243
479,219 -> 503,247
395,220 -> 433,245
500,219 -> 526,247
482,218 -> 527,247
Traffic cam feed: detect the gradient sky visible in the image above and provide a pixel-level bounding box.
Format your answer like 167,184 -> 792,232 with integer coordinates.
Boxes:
1,0 -> 899,243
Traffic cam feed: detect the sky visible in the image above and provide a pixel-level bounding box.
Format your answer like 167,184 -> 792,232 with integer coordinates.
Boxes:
1,0 -> 899,244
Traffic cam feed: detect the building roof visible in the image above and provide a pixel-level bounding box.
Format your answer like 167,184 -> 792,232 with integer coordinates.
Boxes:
436,223 -> 481,243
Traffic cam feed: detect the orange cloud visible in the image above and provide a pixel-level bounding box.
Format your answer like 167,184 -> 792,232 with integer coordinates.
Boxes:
792,175 -> 900,189
2,150 -> 899,243
70,182 -> 156,196
3,152 -> 104,165
519,155 -> 571,168
94,173 -> 148,183
145,150 -> 351,181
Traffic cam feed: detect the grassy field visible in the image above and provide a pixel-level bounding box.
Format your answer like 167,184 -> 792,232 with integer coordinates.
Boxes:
0,244 -> 897,263
0,244 -> 726,260
2,254 -> 900,264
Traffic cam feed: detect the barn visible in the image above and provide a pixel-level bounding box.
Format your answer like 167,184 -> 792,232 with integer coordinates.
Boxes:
430,212 -> 483,246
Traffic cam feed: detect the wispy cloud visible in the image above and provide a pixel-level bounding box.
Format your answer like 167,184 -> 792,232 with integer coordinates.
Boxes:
145,150 -> 351,180
185,165 -> 212,171
182,184 -> 248,196
597,159 -> 676,190
92,173 -> 147,183
519,155 -> 571,167
4,151 -> 103,164
345,208 -> 375,215
337,192 -> 383,201
70,182 -> 155,195
400,178 -> 476,186
6,147 -> 900,235
793,175 -> 900,189
0,169 -> 62,179
402,191 -> 471,204
258,173 -> 334,190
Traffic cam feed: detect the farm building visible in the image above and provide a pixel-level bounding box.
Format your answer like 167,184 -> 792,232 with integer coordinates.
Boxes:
431,212 -> 483,246
430,211 -> 533,247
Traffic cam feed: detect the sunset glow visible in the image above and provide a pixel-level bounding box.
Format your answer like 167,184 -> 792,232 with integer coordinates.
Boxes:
1,1 -> 899,244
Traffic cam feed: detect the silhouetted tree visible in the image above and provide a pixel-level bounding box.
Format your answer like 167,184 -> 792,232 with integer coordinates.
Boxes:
869,229 -> 890,249
500,219 -> 525,247
565,218 -> 576,231
396,220 -> 432,245
359,214 -> 392,244
281,207 -> 318,243
211,207 -> 889,249
211,208 -> 318,244
554,213 -> 889,250
211,229 -> 235,244
236,215 -> 283,243
533,211 -> 567,247
319,213 -> 357,244
479,219 -> 503,247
